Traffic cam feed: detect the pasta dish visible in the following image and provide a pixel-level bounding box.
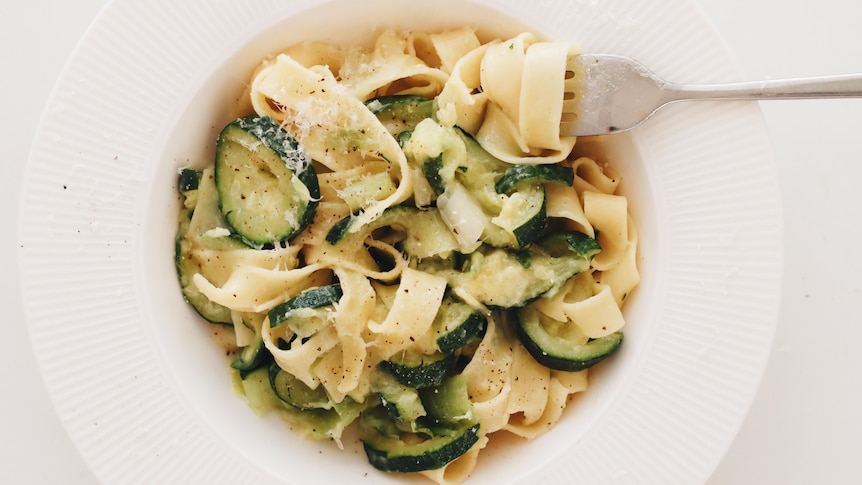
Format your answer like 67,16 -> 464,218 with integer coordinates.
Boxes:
174,27 -> 639,484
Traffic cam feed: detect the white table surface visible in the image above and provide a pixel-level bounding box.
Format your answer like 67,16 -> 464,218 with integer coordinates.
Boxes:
4,0 -> 861,483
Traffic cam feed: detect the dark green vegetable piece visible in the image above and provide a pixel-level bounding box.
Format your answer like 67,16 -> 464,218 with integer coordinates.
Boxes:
494,164 -> 575,194
380,352 -> 456,389
268,362 -> 333,410
359,375 -> 480,472
325,205 -> 459,260
178,167 -> 202,193
432,296 -> 487,354
268,284 -> 343,328
215,115 -> 319,245
230,332 -> 270,376
174,168 -> 240,325
418,231 -> 601,309
422,156 -> 446,195
515,304 -> 623,372
366,95 -> 435,137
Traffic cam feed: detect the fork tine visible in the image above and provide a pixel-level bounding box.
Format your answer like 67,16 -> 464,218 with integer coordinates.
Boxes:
560,54 -> 584,135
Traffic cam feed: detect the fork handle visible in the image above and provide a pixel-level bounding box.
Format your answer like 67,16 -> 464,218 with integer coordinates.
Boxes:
666,73 -> 862,101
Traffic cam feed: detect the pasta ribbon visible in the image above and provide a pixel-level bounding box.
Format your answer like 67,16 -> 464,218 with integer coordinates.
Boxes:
461,315 -> 514,432
367,267 -> 448,359
331,268 -> 375,395
545,182 -> 595,237
584,191 -> 629,271
563,284 -> 626,339
473,35 -> 578,163
505,342 -> 551,424
435,42 -> 493,133
192,264 -> 324,313
598,215 -> 641,306
339,29 -> 450,100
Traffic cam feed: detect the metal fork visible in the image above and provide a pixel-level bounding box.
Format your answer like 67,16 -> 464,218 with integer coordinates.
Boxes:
562,54 -> 862,137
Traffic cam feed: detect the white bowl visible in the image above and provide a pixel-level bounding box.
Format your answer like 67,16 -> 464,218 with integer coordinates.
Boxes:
20,0 -> 782,483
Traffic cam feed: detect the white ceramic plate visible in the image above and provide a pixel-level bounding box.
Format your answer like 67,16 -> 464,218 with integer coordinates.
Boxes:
19,0 -> 782,483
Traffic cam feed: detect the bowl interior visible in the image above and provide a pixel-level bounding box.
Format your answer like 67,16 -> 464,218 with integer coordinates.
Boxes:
141,0 -> 659,482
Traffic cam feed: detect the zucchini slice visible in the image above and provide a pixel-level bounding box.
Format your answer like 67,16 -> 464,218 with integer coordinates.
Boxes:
407,121 -> 550,249
245,365 -> 364,442
515,304 -> 623,372
214,115 -> 319,245
380,352 -> 456,389
418,374 -> 475,427
175,167 -> 242,325
230,331 -> 270,376
338,171 -> 398,213
268,362 -> 333,410
489,184 -> 547,249
373,371 -> 428,431
421,155 -> 446,195
454,129 -> 552,248
361,406 -> 480,473
268,284 -> 343,329
178,167 -> 202,193
360,376 -> 480,473
494,164 -> 575,194
175,234 -> 234,325
432,296 -> 487,354
540,230 -> 603,259
420,231 -> 600,309
366,95 -> 435,137
325,205 -> 460,260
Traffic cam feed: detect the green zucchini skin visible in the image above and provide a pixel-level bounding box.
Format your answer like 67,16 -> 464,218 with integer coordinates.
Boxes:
494,164 -> 575,194
268,284 -> 343,328
268,362 -> 332,410
360,375 -> 480,473
325,205 -> 460,260
230,332 -> 270,376
416,230 -> 601,310
324,216 -> 354,246
515,305 -> 624,372
174,168 -> 238,326
366,95 -> 435,137
407,122 -> 551,249
372,371 -> 428,432
433,296 -> 487,354
380,352 -> 456,389
178,167 -> 202,193
214,115 -> 319,246
509,186 -> 548,249
541,230 -> 603,259
421,155 -> 446,195
175,239 -> 234,325
359,407 -> 480,473
363,422 -> 480,473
